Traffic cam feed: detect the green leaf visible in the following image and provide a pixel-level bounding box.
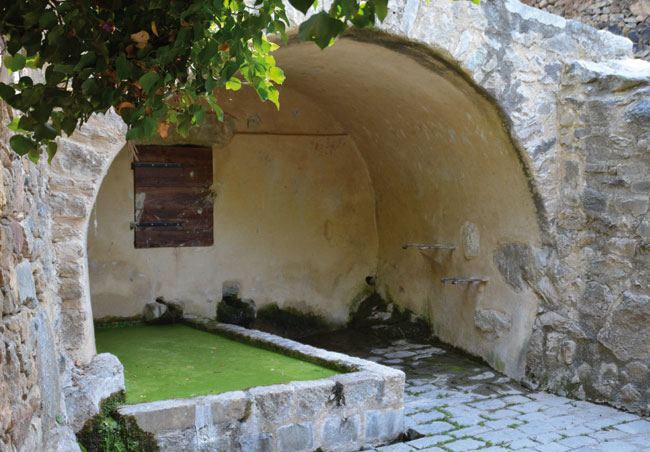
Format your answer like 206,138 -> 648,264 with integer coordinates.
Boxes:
298,12 -> 345,49
7,118 -> 26,133
10,135 -> 36,156
205,76 -> 218,92
191,105 -> 206,125
0,83 -> 16,102
373,0 -> 388,22
225,77 -> 242,91
139,72 -> 160,94
142,117 -> 158,137
18,116 -> 36,131
116,55 -> 134,79
176,119 -> 191,138
268,86 -> 280,109
62,117 -> 78,136
81,78 -> 99,96
256,86 -> 268,102
206,94 -> 224,121
221,61 -> 239,83
6,41 -> 20,55
39,10 -> 58,28
288,0 -> 316,14
46,141 -> 58,164
23,10 -> 43,27
21,87 -> 44,107
33,104 -> 54,123
18,76 -> 34,87
28,147 -> 41,164
45,67 -> 66,85
53,64 -> 74,74
126,126 -> 143,141
4,54 -> 26,72
74,53 -> 96,71
166,109 -> 178,123
25,55 -> 40,69
269,67 -> 285,84
119,106 -> 142,124
47,26 -> 64,45
200,40 -> 220,65
35,123 -> 58,140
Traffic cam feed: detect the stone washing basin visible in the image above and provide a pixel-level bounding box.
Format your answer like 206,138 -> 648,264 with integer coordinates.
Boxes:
117,316 -> 405,452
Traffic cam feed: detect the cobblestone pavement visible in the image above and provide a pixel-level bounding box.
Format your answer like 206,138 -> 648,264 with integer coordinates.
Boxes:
305,332 -> 650,452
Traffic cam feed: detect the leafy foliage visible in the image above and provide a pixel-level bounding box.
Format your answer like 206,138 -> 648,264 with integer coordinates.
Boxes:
0,0 -> 389,162
76,391 -> 158,452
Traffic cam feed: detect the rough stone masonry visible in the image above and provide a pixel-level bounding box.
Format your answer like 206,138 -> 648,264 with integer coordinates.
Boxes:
1,0 -> 650,451
522,0 -> 650,60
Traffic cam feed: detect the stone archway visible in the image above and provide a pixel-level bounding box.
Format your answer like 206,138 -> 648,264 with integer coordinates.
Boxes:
59,31 -> 551,379
45,2 -> 594,366
48,111 -> 127,362
47,0 -> 649,414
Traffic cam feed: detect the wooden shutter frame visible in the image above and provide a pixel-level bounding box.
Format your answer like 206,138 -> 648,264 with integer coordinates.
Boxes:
133,145 -> 214,249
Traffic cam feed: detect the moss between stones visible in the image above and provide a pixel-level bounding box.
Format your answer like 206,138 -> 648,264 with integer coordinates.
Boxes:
493,358 -> 506,374
77,391 -> 158,452
347,283 -> 376,316
348,292 -> 431,340
252,303 -> 333,339
217,296 -> 256,328
94,316 -> 143,329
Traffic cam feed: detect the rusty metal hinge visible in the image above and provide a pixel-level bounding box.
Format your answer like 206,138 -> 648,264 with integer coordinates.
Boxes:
130,222 -> 184,229
131,162 -> 184,169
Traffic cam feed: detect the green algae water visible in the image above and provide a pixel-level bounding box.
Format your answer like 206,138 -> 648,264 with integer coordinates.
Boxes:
95,324 -> 339,404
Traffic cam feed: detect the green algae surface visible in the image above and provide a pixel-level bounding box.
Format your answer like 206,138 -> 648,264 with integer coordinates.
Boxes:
95,324 -> 339,404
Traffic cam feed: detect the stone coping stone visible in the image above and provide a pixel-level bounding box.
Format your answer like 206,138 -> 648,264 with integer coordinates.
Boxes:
118,315 -> 405,452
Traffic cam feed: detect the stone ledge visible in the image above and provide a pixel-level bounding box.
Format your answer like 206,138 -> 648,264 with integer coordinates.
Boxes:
64,353 -> 125,432
118,318 -> 405,451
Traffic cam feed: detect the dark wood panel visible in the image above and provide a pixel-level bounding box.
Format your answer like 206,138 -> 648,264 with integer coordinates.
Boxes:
134,167 -> 212,187
134,228 -> 214,248
135,185 -> 212,199
139,207 -> 213,223
135,145 -> 212,165
137,191 -> 212,221
134,145 -> 213,249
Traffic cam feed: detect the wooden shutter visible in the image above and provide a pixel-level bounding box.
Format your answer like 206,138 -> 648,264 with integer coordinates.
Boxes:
133,145 -> 213,248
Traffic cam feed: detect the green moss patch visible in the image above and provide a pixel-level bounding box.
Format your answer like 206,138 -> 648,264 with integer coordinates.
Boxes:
253,303 -> 332,339
77,391 -> 158,452
95,324 -> 339,404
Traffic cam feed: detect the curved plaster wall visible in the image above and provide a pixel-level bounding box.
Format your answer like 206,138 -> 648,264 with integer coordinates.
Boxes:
274,38 -> 544,377
88,88 -> 378,323
89,37 -> 543,377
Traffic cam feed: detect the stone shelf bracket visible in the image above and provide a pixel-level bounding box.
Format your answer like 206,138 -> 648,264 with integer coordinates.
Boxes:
441,277 -> 489,285
402,243 -> 456,251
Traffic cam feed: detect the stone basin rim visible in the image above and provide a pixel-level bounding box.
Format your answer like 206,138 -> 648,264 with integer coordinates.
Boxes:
118,315 -> 405,413
116,316 -> 406,452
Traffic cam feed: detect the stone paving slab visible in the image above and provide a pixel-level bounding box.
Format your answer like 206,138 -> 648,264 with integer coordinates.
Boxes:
336,336 -> 650,452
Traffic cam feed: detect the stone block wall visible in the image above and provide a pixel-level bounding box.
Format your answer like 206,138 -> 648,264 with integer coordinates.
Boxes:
0,62 -> 125,451
525,59 -> 650,414
0,77 -> 76,450
521,0 -> 650,59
